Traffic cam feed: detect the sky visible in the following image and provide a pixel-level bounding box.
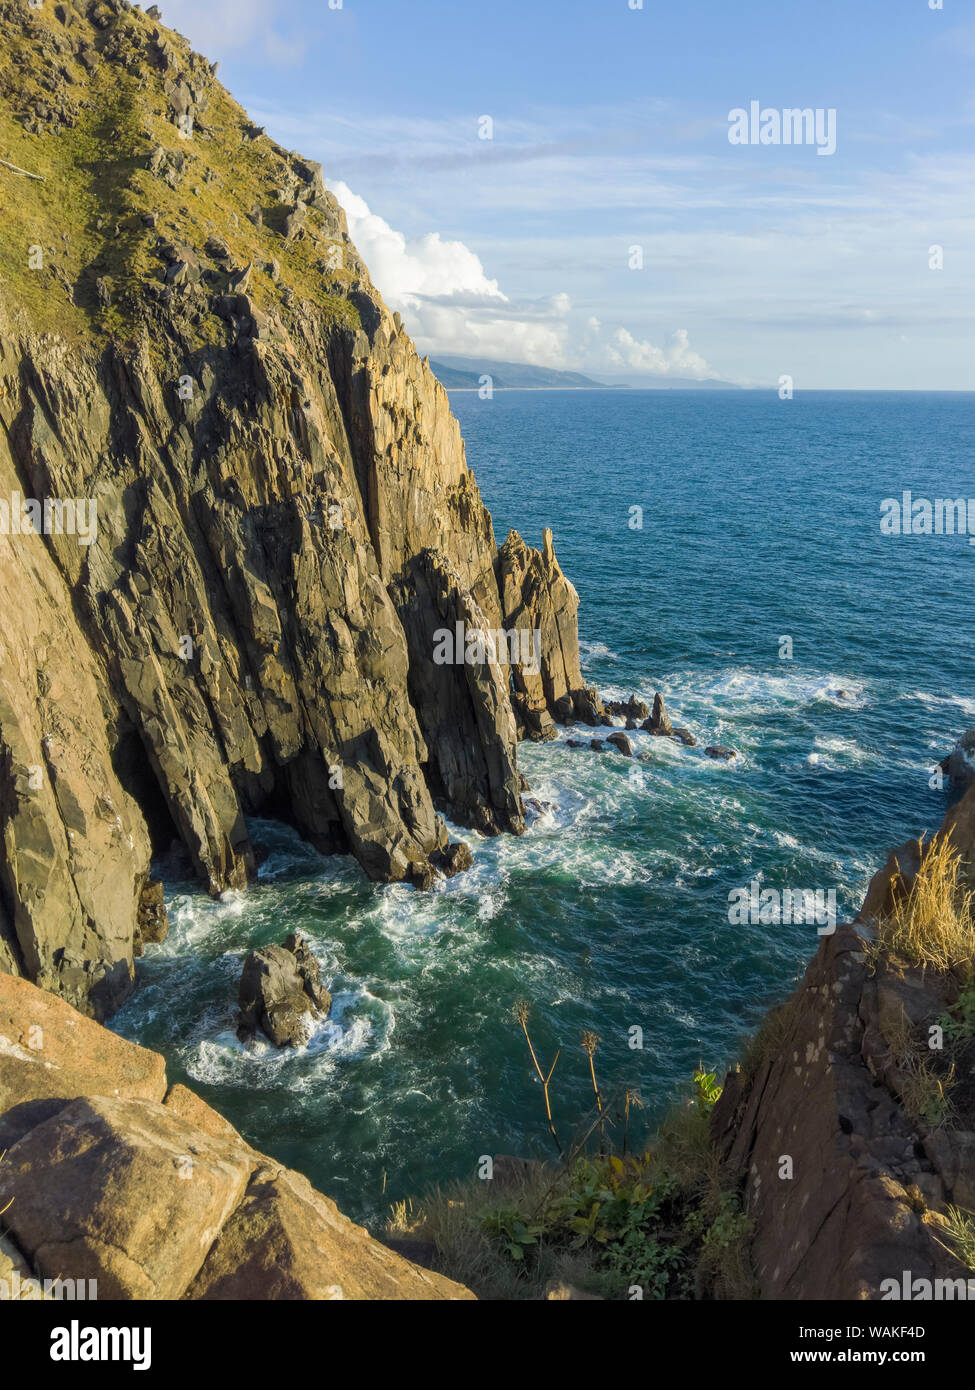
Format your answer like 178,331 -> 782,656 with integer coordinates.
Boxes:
158,0 -> 975,389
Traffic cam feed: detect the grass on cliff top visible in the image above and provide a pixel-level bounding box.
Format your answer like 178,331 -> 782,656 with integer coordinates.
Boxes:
877,835 -> 975,978
0,2 -> 359,352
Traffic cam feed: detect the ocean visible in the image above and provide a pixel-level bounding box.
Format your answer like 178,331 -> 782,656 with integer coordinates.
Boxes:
113,389 -> 975,1223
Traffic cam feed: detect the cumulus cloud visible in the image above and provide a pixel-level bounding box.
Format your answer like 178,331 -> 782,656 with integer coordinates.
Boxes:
328,181 -> 506,304
606,326 -> 713,378
329,181 -> 714,377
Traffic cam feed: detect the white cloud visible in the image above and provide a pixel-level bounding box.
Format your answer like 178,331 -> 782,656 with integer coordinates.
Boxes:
329,181 -> 715,377
328,181 -> 506,305
606,326 -> 713,378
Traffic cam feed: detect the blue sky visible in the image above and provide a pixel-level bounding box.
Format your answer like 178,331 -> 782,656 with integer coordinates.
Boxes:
161,0 -> 975,388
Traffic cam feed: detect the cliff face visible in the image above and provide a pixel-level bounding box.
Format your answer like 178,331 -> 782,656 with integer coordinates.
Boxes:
712,783 -> 975,1300
0,0 -> 597,1018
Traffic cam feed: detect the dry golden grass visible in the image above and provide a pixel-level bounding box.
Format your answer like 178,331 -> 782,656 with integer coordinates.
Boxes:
877,834 -> 975,977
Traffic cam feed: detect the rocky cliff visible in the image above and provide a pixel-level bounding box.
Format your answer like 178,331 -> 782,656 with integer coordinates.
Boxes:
0,0 -> 599,1020
0,971 -> 473,1299
712,781 -> 975,1299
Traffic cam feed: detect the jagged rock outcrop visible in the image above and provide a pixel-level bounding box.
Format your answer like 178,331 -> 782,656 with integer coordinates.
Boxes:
497,528 -> 603,738
642,692 -> 672,735
637,691 -> 695,746
0,1 -> 596,1017
237,932 -> 331,1047
0,971 -> 473,1300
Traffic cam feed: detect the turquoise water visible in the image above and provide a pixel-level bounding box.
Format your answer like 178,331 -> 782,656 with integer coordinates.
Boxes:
114,390 -> 975,1223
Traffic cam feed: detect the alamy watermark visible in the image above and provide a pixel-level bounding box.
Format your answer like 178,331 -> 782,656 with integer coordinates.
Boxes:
728,879 -> 837,934
880,491 -> 975,545
50,1320 -> 150,1370
728,102 -> 837,156
881,1271 -> 975,1300
433,621 -> 541,676
1,1273 -> 97,1300
0,491 -> 97,546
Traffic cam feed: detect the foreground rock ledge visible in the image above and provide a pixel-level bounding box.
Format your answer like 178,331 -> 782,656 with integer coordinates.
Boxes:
0,973 -> 473,1301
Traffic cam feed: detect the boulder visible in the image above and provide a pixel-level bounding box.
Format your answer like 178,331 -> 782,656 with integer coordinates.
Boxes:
605,696 -> 649,722
0,971 -> 166,1151
431,841 -> 474,876
0,1095 -> 256,1300
671,727 -> 697,747
606,732 -> 633,757
237,934 -> 331,1047
705,746 -> 737,761
187,1163 -> 472,1301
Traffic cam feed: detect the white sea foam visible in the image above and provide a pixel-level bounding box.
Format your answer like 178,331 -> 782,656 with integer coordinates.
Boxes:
579,639 -> 618,663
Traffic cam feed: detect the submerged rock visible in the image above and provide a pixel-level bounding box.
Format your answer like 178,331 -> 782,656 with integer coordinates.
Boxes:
704,745 -> 737,761
237,934 -> 331,1048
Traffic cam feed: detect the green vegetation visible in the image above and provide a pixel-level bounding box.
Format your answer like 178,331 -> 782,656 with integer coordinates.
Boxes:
386,1016 -> 756,1301
0,3 -> 359,354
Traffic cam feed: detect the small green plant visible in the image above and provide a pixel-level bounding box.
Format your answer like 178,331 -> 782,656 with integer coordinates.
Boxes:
479,1206 -> 545,1263
940,986 -> 975,1044
692,1064 -> 722,1113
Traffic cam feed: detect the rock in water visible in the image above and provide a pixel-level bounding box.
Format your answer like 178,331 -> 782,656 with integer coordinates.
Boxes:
134,879 -> 169,957
705,746 -> 737,761
605,695 -> 650,722
606,732 -> 633,756
431,841 -> 474,876
642,692 -> 673,736
237,934 -> 331,1047
942,729 -> 975,787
